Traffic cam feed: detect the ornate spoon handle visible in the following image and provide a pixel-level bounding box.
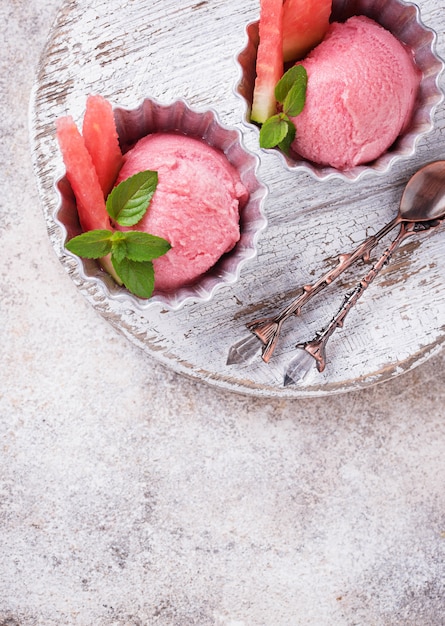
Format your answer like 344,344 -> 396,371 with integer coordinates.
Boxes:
247,215 -> 401,362
291,219 -> 442,378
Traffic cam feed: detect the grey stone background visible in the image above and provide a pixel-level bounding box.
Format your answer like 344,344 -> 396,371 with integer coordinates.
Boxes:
1,1 -> 445,624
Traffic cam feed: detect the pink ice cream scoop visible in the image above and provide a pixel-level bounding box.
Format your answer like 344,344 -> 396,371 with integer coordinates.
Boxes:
290,16 -> 421,169
115,133 -> 248,292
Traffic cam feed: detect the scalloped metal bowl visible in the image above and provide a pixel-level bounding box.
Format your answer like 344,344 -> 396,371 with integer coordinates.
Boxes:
235,0 -> 444,182
55,98 -> 268,311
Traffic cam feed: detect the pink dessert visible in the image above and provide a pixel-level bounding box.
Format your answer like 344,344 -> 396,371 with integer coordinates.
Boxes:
290,16 -> 421,169
115,133 -> 248,292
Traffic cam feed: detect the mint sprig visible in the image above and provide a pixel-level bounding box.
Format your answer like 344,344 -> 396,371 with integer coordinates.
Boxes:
259,65 -> 307,154
65,171 -> 171,299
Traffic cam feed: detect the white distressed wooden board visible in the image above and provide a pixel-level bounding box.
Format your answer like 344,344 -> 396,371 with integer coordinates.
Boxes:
30,0 -> 445,397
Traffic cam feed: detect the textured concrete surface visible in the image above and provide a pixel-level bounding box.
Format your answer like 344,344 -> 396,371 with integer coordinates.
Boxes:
1,1 -> 445,624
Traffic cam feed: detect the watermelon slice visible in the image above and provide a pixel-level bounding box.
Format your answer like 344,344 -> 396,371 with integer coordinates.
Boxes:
82,94 -> 123,198
282,0 -> 332,62
251,0 -> 283,124
56,116 -> 111,232
56,115 -> 120,283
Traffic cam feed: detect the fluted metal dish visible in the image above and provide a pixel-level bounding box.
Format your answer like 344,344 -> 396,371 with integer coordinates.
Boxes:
235,0 -> 444,182
55,98 -> 268,311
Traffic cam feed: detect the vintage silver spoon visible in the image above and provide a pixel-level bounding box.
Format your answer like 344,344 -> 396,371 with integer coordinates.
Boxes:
227,160 -> 445,369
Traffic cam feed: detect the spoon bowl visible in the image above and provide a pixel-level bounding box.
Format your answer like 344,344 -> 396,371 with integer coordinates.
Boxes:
400,160 -> 445,222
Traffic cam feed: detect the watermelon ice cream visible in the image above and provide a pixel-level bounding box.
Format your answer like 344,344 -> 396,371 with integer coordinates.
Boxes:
56,96 -> 254,299
115,133 -> 248,292
290,16 -> 421,169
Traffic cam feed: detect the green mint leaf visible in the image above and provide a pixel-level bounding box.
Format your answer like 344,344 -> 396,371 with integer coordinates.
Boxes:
65,229 -> 113,258
259,114 -> 290,149
282,66 -> 307,117
106,170 -> 158,227
275,65 -> 306,104
278,120 -> 296,155
118,231 -> 171,262
109,232 -> 128,264
111,255 -> 155,299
